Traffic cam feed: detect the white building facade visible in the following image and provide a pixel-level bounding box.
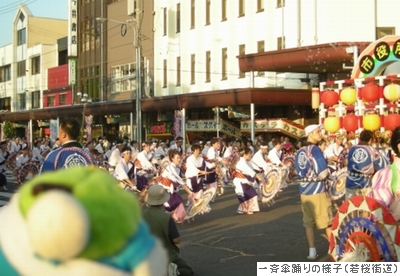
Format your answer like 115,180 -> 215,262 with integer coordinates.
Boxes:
153,0 -> 400,96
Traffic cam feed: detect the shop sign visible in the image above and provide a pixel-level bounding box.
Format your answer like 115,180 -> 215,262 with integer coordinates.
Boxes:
69,59 -> 76,85
186,119 -> 241,138
240,119 -> 305,138
186,120 -> 216,131
68,0 -> 78,57
37,120 -> 50,127
149,123 -> 172,134
352,35 -> 400,78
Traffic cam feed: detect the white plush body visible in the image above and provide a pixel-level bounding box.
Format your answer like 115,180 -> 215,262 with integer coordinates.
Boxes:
0,193 -> 168,276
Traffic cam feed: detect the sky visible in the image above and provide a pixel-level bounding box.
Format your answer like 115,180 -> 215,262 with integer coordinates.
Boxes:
0,0 -> 68,47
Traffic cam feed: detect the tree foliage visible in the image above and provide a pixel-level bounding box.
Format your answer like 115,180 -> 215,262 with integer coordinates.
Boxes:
3,121 -> 15,139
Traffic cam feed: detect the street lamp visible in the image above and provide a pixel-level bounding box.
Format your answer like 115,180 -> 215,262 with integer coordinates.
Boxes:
96,16 -> 142,143
77,92 -> 92,143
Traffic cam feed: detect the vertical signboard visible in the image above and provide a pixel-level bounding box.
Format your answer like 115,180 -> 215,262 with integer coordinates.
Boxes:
69,58 -> 76,85
173,110 -> 182,138
50,119 -> 59,145
68,0 -> 78,57
85,116 -> 93,142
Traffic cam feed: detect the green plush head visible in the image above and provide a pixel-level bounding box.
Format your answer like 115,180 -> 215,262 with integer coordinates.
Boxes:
19,166 -> 141,260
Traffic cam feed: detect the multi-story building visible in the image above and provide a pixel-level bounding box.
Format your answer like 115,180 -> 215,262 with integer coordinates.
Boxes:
147,0 -> 400,142
0,4 -> 68,138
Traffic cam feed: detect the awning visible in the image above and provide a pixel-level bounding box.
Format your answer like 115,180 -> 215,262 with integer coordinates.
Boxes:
141,88 -> 312,112
237,42 -> 371,73
0,100 -> 135,122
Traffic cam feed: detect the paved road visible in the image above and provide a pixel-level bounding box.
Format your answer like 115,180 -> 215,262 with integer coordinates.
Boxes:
177,185 -> 331,276
0,172 -> 332,275
0,170 -> 17,207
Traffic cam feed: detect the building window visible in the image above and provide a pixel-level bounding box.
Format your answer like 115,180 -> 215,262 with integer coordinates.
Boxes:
0,65 -> 11,82
163,59 -> 167,88
0,97 -> 11,111
31,91 -> 40,109
222,0 -> 227,21
47,95 -> 55,107
190,0 -> 195,29
110,63 -> 136,93
18,93 -> 26,110
163,7 -> 167,36
31,56 -> 40,75
176,3 -> 180,33
239,0 -> 245,17
222,48 -> 227,80
277,36 -> 285,50
206,0 -> 211,25
59,93 -> 67,105
17,61 -> 26,77
257,41 -> 265,76
17,28 -> 26,45
376,27 -> 395,39
239,44 -> 245,78
277,0 -> 285,8
257,0 -> 264,12
206,51 -> 211,82
191,54 -> 195,84
176,56 -> 181,86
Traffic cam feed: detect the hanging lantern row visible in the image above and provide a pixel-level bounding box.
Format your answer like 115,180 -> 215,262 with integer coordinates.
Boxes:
323,113 -> 400,133
320,83 -> 400,106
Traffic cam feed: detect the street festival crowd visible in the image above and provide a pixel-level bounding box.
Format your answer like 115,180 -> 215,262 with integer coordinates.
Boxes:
1,118 -> 400,272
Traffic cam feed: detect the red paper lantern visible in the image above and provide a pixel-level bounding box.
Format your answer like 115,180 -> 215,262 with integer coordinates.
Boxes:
343,113 -> 358,132
361,82 -> 379,103
321,91 -> 339,106
384,114 -> 400,131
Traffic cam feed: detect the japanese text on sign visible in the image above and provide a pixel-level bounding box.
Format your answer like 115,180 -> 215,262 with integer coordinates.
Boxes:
257,262 -> 397,276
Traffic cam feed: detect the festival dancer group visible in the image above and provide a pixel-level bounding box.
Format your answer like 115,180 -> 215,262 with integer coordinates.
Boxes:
294,123 -> 400,262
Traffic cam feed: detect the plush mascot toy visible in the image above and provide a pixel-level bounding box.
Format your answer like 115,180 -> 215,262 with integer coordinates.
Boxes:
0,166 -> 168,275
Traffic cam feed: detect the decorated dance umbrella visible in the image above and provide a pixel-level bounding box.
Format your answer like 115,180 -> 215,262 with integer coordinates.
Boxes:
5,152 -> 18,171
327,168 -> 347,201
336,148 -> 349,170
16,161 -> 40,186
329,196 -> 400,262
340,87 -> 357,105
260,168 -> 281,207
185,187 -> 216,220
282,155 -> 297,182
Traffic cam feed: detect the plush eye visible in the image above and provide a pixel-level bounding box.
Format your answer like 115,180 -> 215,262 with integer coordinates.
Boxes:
26,190 -> 90,261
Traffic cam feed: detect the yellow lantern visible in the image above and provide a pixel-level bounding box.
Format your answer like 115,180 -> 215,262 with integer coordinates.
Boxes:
324,117 -> 340,133
340,87 -> 357,105
363,114 -> 380,131
311,87 -> 320,109
383,83 -> 400,102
